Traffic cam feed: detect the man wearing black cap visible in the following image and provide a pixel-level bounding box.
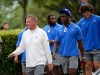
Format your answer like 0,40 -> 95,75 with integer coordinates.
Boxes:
53,9 -> 85,75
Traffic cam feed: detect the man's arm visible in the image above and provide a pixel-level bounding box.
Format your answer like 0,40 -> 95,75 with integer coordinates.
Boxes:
42,31 -> 53,71
52,41 -> 59,60
8,33 -> 25,58
77,40 -> 84,57
77,40 -> 86,74
42,32 -> 52,64
13,32 -> 23,63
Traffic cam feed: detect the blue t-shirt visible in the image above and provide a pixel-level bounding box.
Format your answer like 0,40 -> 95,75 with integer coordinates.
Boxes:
78,14 -> 100,51
43,23 -> 61,53
16,29 -> 26,63
56,22 -> 82,56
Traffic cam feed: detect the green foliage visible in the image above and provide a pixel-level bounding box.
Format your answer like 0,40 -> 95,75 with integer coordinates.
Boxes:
33,0 -> 100,20
0,0 -> 100,29
33,0 -> 81,20
0,0 -> 14,7
0,1 -> 22,29
27,2 -> 59,28
0,29 -> 21,75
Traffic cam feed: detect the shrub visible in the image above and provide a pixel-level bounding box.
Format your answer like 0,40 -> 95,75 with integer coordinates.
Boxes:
0,29 -> 21,75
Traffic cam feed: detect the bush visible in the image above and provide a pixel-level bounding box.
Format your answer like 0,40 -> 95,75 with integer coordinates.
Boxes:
0,29 -> 21,75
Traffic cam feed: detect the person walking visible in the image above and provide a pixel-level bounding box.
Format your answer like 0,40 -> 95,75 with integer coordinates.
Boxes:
53,9 -> 85,75
43,14 -> 61,75
8,15 -> 53,75
78,3 -> 100,75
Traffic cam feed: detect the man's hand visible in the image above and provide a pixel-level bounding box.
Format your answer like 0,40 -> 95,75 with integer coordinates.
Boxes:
8,53 -> 19,63
80,57 -> 86,75
8,53 -> 15,58
14,55 -> 19,63
52,52 -> 56,60
81,57 -> 86,69
47,64 -> 53,71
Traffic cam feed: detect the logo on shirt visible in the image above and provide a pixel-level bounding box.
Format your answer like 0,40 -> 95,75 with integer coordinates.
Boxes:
35,36 -> 38,39
71,28 -> 75,31
93,19 -> 96,22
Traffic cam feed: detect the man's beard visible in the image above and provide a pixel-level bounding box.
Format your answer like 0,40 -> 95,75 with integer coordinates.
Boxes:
49,23 -> 56,27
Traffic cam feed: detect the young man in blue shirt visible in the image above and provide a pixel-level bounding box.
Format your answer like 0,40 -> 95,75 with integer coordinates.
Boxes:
43,14 -> 61,75
78,3 -> 100,75
15,25 -> 29,75
16,28 -> 27,75
53,9 -> 85,75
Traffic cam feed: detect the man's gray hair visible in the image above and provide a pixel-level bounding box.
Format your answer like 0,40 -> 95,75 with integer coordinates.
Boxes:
26,15 -> 38,22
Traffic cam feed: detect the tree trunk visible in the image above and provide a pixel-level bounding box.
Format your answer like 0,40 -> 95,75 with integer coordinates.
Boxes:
18,0 -> 28,27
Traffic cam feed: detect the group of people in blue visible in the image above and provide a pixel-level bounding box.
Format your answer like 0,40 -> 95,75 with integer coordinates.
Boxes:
14,3 -> 100,75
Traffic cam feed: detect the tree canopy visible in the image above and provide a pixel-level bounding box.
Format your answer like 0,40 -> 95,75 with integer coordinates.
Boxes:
0,0 -> 100,29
